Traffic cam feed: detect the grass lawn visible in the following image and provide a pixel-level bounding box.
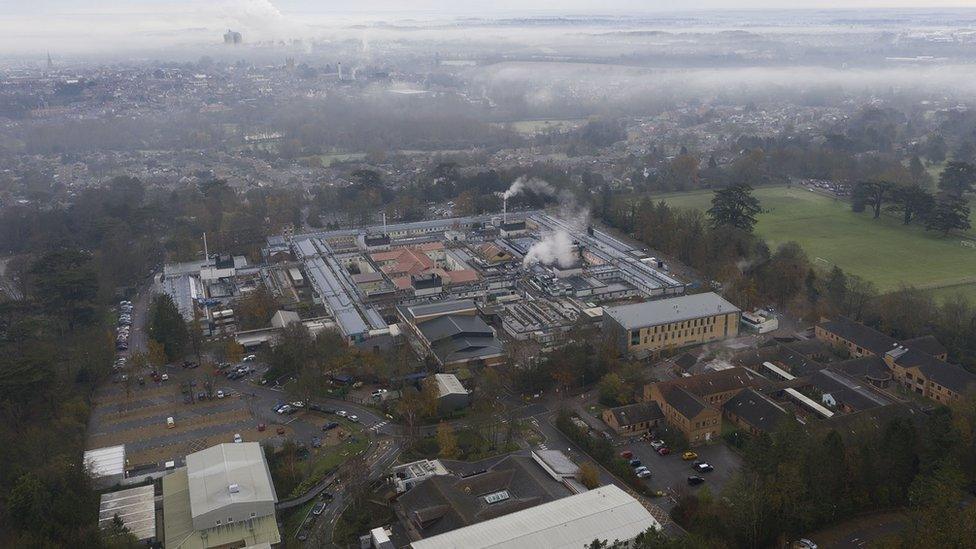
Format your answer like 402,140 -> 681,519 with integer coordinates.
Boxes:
658,186 -> 976,292
492,119 -> 585,135
924,282 -> 976,304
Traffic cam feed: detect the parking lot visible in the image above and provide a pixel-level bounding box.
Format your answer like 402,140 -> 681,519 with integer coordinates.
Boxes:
87,363 -> 294,467
622,437 -> 742,509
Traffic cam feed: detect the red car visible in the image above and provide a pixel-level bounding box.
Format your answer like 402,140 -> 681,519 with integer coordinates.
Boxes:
657,447 -> 671,456
619,450 -> 634,460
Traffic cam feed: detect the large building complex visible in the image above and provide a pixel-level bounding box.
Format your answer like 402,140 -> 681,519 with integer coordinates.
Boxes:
604,292 -> 741,356
816,317 -> 975,403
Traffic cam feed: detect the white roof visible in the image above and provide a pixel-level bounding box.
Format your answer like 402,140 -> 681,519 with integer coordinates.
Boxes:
435,373 -> 468,397
605,292 -> 740,330
186,442 -> 277,520
410,485 -> 660,549
84,445 -> 126,478
99,485 -> 156,541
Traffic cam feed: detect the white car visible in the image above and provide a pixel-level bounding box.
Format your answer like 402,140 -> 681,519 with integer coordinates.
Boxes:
242,354 -> 256,362
336,410 -> 348,418
233,433 -> 243,443
160,373 -> 169,381
348,415 -> 359,422
217,390 -> 225,399
291,401 -> 305,408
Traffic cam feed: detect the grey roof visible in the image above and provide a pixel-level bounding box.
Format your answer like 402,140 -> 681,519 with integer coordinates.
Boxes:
419,315 -> 493,343
607,401 -> 664,427
432,336 -> 505,366
722,388 -> 789,434
84,445 -> 126,479
817,317 -> 899,356
662,386 -> 708,419
902,335 -> 948,357
810,369 -> 891,411
831,356 -> 892,382
186,443 -> 277,522
397,454 -> 570,540
409,485 -> 659,549
606,292 -> 739,331
401,299 -> 477,322
895,348 -> 976,394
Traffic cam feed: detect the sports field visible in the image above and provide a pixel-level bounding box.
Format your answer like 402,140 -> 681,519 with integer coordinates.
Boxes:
658,186 -> 976,296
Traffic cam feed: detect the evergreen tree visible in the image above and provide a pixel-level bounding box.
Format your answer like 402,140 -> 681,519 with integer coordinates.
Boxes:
925,194 -> 972,236
707,183 -> 762,232
938,161 -> 976,197
147,294 -> 189,361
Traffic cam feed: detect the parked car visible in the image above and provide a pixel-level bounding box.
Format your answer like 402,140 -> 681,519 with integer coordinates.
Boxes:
636,467 -> 652,478
233,433 -> 243,443
276,426 -> 286,435
687,475 -> 705,486
277,405 -> 293,415
311,437 -> 322,448
312,502 -> 326,516
336,410 -> 348,418
682,451 -> 698,461
693,462 -> 714,473
650,440 -> 666,450
348,414 -> 359,422
258,423 -> 266,432
657,446 -> 671,456
791,539 -> 818,549
217,390 -> 225,399
242,354 -> 256,362
620,450 -> 633,460
629,459 -> 642,468
291,401 -> 305,408
322,422 -> 339,431
160,373 -> 169,381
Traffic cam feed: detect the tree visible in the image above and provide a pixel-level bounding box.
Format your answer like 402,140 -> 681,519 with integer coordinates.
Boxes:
147,340 -> 167,370
26,249 -> 98,331
938,161 -> 976,197
579,462 -> 601,489
225,340 -> 244,364
908,155 -> 930,187
707,183 -> 762,232
436,422 -> 459,459
925,194 -> 972,236
856,180 -> 896,219
597,373 -> 629,406
233,285 -> 278,330
147,294 -> 189,361
887,184 -> 934,225
924,134 -> 947,163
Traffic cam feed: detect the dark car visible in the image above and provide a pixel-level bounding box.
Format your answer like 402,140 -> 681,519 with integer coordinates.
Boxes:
297,530 -> 308,541
311,436 -> 322,448
687,476 -> 706,486
312,502 -> 326,516
308,403 -> 322,412
322,422 -> 339,431
629,459 -> 642,468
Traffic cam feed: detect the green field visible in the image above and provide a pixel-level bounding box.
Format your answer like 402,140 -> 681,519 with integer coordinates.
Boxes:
491,119 -> 585,135
658,186 -> 976,293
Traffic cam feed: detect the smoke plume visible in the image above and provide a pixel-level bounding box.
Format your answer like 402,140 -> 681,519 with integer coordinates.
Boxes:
523,230 -> 577,268
502,176 -> 555,200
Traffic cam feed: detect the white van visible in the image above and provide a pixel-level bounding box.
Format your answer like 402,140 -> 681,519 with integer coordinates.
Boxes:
166,417 -> 175,429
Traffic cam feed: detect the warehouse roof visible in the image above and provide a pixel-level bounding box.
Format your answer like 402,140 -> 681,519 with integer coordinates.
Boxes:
409,485 -> 660,549
186,442 -> 277,521
419,315 -> 494,343
605,292 -> 739,330
99,485 -> 156,542
84,445 -> 126,479
434,373 -> 468,397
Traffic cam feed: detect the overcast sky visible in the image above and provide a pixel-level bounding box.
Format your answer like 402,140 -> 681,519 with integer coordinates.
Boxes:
3,0 -> 976,57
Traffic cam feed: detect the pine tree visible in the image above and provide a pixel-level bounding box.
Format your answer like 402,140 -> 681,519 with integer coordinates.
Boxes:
925,194 -> 972,236
707,183 -> 762,232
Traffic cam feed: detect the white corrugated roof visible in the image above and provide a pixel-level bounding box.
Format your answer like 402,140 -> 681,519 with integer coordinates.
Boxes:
99,485 -> 156,541
435,373 -> 468,396
84,445 -> 126,478
410,485 -> 660,549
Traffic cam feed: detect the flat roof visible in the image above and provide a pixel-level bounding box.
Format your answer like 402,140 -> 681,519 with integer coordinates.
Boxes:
435,373 -> 468,396
605,292 -> 740,331
99,485 -> 156,541
186,442 -> 277,520
84,445 -> 126,478
410,485 -> 660,549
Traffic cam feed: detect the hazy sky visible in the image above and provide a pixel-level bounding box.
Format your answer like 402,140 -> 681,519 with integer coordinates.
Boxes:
3,0 -> 976,57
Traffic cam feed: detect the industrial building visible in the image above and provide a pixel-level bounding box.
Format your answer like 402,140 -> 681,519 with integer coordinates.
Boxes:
408,485 -> 661,549
605,292 -> 741,356
162,442 -> 279,549
99,485 -> 157,543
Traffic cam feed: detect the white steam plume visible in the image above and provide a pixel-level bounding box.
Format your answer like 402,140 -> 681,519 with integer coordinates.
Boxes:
523,230 -> 577,268
503,176 -> 555,200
